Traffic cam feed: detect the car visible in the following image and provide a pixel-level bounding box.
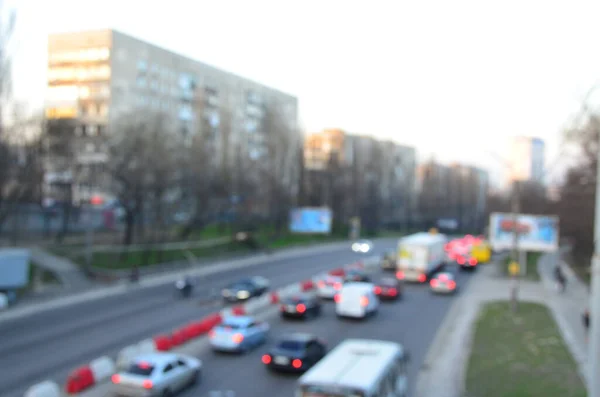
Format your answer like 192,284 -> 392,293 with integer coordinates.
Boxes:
316,275 -> 344,299
111,352 -> 201,397
373,277 -> 401,300
344,268 -> 371,283
280,293 -> 322,319
352,239 -> 373,253
335,282 -> 379,319
381,251 -> 397,271
455,254 -> 479,271
209,315 -> 270,353
221,276 -> 270,303
262,333 -> 327,373
430,272 -> 458,294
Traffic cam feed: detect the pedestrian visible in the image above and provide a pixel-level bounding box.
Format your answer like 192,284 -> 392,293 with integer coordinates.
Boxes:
583,308 -> 590,342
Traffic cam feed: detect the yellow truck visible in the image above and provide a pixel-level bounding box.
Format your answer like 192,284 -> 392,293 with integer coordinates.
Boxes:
471,241 -> 492,264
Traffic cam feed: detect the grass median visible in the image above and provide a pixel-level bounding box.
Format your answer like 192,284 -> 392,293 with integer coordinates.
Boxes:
465,301 -> 586,397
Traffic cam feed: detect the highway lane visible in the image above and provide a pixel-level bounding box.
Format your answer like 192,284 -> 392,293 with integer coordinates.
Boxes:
177,265 -> 477,397
1,240 -> 398,397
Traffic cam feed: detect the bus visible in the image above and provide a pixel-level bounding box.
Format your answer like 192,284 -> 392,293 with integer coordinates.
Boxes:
296,339 -> 409,397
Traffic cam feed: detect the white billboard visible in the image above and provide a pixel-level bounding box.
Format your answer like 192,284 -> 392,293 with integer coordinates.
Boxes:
489,212 -> 559,252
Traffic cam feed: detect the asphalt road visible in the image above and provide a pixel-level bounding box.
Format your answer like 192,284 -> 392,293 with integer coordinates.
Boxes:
1,240 -> 398,397
176,265 -> 477,397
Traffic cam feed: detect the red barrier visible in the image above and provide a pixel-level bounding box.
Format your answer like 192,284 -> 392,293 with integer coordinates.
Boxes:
301,280 -> 314,291
197,313 -> 222,334
153,334 -> 172,351
170,329 -> 187,346
183,322 -> 203,339
231,305 -> 246,316
65,366 -> 95,394
329,268 -> 345,276
270,292 -> 279,304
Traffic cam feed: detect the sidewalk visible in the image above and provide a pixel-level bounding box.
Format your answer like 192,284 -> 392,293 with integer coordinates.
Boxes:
414,252 -> 589,397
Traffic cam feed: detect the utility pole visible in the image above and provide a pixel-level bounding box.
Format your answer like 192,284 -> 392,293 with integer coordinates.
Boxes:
510,179 -> 521,313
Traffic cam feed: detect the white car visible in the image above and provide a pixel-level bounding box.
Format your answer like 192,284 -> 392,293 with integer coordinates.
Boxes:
111,353 -> 201,397
429,272 -> 458,294
316,275 -> 344,299
335,282 -> 379,319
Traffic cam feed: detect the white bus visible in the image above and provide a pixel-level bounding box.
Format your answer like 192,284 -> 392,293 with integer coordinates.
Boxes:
396,232 -> 447,283
296,339 -> 410,397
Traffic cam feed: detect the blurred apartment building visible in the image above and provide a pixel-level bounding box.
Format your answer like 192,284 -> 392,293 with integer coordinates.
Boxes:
44,29 -> 298,206
302,129 -> 416,227
507,136 -> 545,186
416,160 -> 488,231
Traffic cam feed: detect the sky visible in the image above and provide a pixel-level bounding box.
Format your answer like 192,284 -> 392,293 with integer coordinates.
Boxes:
10,0 -> 600,187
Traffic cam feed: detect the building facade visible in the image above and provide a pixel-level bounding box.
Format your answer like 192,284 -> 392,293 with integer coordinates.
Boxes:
44,29 -> 298,205
507,136 -> 545,185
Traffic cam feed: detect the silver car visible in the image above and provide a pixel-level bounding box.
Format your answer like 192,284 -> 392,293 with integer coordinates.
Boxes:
209,315 -> 270,353
429,272 -> 458,294
111,353 -> 201,397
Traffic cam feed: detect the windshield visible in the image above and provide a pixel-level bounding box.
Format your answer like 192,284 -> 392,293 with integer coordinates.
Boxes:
228,281 -> 252,290
126,362 -> 155,376
278,340 -> 304,351
219,322 -> 244,330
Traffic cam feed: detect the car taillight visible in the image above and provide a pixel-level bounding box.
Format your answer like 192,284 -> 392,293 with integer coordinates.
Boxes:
360,296 -> 369,307
418,274 -> 426,283
457,256 -> 465,265
296,304 -> 306,313
448,281 -> 456,289
374,286 -> 382,294
430,279 -> 439,288
389,288 -> 397,295
208,330 -> 216,338
232,333 -> 244,343
142,380 -> 153,389
318,281 -> 325,288
334,282 -> 342,290
469,258 -> 477,266
396,271 -> 404,279
262,354 -> 272,364
292,359 -> 302,368
334,294 -> 341,303
111,374 -> 120,384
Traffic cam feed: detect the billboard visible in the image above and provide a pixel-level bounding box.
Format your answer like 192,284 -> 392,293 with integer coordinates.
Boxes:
0,249 -> 31,289
489,212 -> 559,252
289,207 -> 333,234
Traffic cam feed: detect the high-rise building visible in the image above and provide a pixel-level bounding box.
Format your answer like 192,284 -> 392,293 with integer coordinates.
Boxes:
44,29 -> 298,203
507,136 -> 545,184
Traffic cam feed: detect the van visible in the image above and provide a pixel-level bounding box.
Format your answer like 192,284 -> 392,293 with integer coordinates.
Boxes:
334,282 -> 379,319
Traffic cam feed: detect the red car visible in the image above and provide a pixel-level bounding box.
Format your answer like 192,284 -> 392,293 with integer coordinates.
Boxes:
373,277 -> 401,300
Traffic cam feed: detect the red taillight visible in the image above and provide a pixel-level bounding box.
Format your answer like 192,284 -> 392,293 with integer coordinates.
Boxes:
334,282 -> 342,290
418,274 -> 426,283
262,354 -> 272,364
374,286 -> 382,294
208,330 -> 216,338
396,271 -> 404,279
334,294 -> 341,303
111,374 -> 120,384
296,304 -> 306,313
360,296 -> 369,307
469,258 -> 477,266
457,256 -> 465,265
142,380 -> 153,389
389,288 -> 398,296
448,281 -> 456,289
430,279 -> 439,288
232,333 -> 244,343
292,359 -> 302,368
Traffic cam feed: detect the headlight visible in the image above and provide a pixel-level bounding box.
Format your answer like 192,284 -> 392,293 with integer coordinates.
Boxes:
237,290 -> 250,299
352,243 -> 360,251
361,244 -> 370,252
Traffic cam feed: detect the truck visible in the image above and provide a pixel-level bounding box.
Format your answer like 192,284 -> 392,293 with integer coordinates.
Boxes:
396,232 -> 447,283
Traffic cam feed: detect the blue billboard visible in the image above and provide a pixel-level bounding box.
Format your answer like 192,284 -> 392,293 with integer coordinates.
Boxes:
0,249 -> 30,289
289,207 -> 333,234
489,212 -> 559,252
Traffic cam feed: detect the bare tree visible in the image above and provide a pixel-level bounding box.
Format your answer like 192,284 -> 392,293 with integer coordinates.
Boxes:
107,111 -> 177,246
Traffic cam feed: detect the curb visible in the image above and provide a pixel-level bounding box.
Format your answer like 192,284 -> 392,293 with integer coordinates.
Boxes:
23,255 -> 381,397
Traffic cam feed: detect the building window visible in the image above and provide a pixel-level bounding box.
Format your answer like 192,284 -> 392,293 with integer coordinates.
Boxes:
138,60 -> 147,71
99,103 -> 108,116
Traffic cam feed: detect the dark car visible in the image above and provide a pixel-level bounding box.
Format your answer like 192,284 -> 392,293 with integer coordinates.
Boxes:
344,268 -> 371,283
374,277 -> 402,300
261,333 -> 327,373
221,276 -> 270,303
280,293 -> 322,319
